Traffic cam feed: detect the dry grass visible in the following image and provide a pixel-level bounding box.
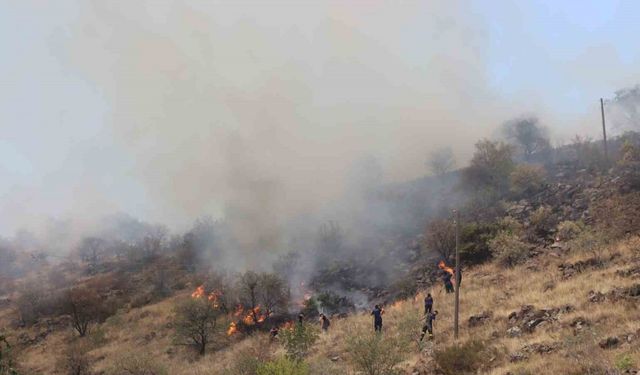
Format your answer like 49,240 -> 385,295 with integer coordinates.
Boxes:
4,236 -> 640,374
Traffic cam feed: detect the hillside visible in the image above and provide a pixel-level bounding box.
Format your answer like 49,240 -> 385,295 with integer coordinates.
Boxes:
2,136 -> 640,375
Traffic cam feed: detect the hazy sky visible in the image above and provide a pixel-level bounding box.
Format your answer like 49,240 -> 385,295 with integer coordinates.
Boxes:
1,0 -> 639,236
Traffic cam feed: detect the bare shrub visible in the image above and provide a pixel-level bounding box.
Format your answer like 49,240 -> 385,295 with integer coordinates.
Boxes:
510,164 -> 546,196
489,232 -> 530,267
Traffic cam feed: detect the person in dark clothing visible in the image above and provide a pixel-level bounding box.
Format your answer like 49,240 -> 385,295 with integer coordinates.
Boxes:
319,313 -> 331,332
420,310 -> 438,341
424,293 -> 433,314
371,305 -> 384,332
443,272 -> 454,294
269,327 -> 279,339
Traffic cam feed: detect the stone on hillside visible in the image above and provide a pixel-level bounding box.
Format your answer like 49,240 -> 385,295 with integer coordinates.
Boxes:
599,336 -> 620,349
468,311 -> 492,327
506,326 -> 522,338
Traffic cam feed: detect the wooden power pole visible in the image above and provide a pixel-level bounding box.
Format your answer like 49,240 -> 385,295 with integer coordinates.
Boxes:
454,209 -> 460,340
601,98 -> 609,161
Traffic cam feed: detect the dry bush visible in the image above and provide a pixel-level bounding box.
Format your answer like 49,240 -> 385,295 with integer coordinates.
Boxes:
106,353 -> 168,375
528,206 -> 556,239
489,231 -> 530,267
572,135 -> 608,171
556,220 -> 584,241
56,342 -> 92,375
307,358 -> 342,375
256,357 -> 309,375
433,340 -> 486,375
510,164 -> 546,197
16,281 -> 64,325
222,335 -> 274,375
345,330 -> 407,375
591,192 -> 640,238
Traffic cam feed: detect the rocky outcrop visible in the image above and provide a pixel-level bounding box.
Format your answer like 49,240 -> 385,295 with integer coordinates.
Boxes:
507,305 -> 574,334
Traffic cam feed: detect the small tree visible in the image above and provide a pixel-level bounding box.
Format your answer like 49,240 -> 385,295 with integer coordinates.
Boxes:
174,297 -> 221,355
64,287 -> 105,337
462,139 -> 515,195
238,271 -> 289,323
502,116 -> 550,161
78,237 -> 106,272
424,219 -> 456,262
427,147 -> 456,176
279,323 -> 319,361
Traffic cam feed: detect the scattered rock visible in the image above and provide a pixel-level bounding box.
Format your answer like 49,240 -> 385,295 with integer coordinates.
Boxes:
588,290 -> 606,303
569,317 -> 590,333
506,326 -> 522,338
468,311 -> 492,327
599,336 -> 620,349
507,305 -> 573,335
522,342 -> 561,354
509,352 -> 528,362
616,266 -> 640,279
559,258 -> 603,279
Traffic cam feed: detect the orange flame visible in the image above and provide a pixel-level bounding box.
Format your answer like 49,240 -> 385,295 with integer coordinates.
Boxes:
226,305 -> 269,335
191,285 -> 205,298
438,260 -> 456,286
191,285 -> 223,308
227,322 -> 237,336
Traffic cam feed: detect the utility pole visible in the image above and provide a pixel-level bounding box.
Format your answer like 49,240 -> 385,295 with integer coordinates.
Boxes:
601,98 -> 609,161
453,209 -> 460,340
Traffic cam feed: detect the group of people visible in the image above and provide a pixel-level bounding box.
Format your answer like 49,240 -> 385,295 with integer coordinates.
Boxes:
276,287 -> 445,342
370,293 -> 439,341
